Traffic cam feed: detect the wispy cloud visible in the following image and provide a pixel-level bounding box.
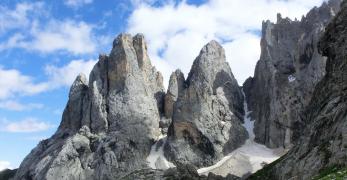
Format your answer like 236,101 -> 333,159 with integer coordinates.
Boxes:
0,118 -> 54,133
64,0 -> 93,8
0,100 -> 43,111
0,58 -> 96,100
0,67 -> 49,100
0,2 -> 101,55
45,59 -> 97,87
29,20 -> 97,54
0,2 -> 44,34
0,20 -> 98,55
127,0 -> 326,85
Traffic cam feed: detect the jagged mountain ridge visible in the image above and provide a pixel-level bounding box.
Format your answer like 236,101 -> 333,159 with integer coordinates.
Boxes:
10,0 -> 347,179
243,0 -> 342,148
164,40 -> 248,167
13,33 -> 247,179
250,1 -> 347,178
14,34 -> 165,180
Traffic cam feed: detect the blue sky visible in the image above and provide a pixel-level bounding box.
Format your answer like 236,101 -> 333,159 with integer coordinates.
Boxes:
0,0 -> 326,170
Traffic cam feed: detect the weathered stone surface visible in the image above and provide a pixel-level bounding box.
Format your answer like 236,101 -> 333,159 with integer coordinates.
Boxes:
164,69 -> 185,119
249,1 -> 347,179
161,70 -> 185,134
13,34 -> 164,180
164,40 -> 248,167
119,164 -> 240,180
243,0 -> 342,148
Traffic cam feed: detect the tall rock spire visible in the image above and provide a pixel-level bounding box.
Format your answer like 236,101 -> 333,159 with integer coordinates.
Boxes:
243,0 -> 342,148
250,1 -> 347,178
164,40 -> 247,167
14,33 -> 164,180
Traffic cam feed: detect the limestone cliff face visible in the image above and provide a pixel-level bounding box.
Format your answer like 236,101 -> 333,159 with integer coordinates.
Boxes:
250,1 -> 347,178
13,34 -> 164,180
164,69 -> 185,119
164,41 -> 248,167
243,0 -> 342,148
13,34 -> 247,180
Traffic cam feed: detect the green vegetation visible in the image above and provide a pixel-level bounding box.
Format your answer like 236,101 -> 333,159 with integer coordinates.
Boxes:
313,166 -> 347,180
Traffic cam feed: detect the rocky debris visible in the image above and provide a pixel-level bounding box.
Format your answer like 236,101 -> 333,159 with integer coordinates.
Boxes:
249,1 -> 347,179
119,164 -> 240,180
197,96 -> 284,178
13,34 -> 164,180
164,40 -> 248,168
243,0 -> 342,148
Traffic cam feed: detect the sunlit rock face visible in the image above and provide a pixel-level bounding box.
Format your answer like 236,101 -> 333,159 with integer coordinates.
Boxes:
251,2 -> 347,178
243,0 -> 342,149
13,34 -> 165,180
164,40 -> 248,168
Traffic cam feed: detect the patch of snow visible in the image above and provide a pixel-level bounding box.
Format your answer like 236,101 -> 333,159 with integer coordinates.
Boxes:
197,90 -> 285,177
330,8 -> 336,16
146,136 -> 175,170
288,75 -> 296,82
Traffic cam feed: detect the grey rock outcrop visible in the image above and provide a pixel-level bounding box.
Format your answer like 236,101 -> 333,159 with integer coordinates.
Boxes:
161,70 -> 185,134
243,0 -> 342,148
249,1 -> 347,178
13,34 -> 164,180
164,69 -> 185,119
164,40 -> 248,167
120,164 -> 240,180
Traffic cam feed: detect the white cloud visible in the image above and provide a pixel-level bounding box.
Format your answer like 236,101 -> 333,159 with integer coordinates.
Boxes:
127,0 -> 326,85
0,100 -> 43,111
0,2 -> 44,34
0,118 -> 54,133
0,20 -> 98,55
0,2 -> 100,55
0,59 -> 96,100
64,0 -> 93,8
224,33 -> 261,80
29,20 -> 97,54
0,161 -> 12,171
0,67 -> 49,100
45,59 -> 97,87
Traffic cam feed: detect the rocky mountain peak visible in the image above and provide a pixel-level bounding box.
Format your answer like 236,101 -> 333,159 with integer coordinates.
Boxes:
164,69 -> 185,119
244,0 -> 342,149
251,2 -> 347,178
164,40 -> 247,168
186,40 -> 226,85
69,73 -> 88,99
133,33 -> 152,71
14,33 -> 165,180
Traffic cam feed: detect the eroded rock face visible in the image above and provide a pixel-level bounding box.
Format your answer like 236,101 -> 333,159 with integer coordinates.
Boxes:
14,34 -> 164,180
251,2 -> 347,179
164,41 -> 248,167
161,70 -> 185,134
243,0 -> 342,148
164,69 -> 185,119
119,164 -> 240,180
